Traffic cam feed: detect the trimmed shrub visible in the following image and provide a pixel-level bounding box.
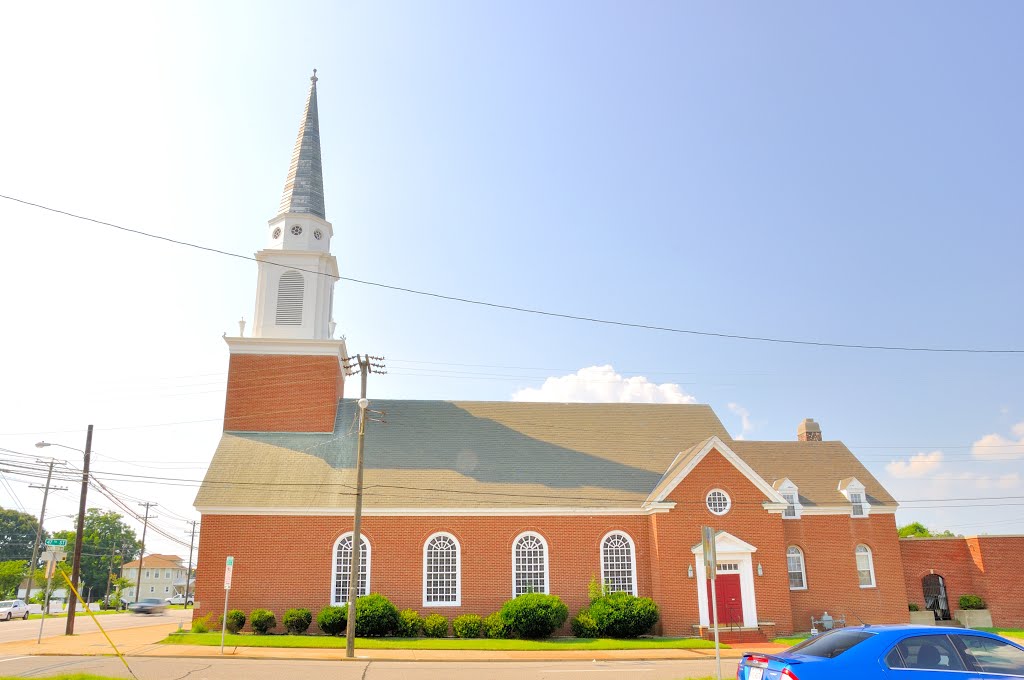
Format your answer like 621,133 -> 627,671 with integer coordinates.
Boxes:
959,595 -> 987,610
453,614 -> 483,639
482,612 -> 511,639
283,608 -> 312,635
570,608 -> 599,638
250,608 -> 277,635
355,593 -> 400,637
317,606 -> 348,636
224,609 -> 246,634
587,592 -> 660,638
422,613 -> 449,638
500,593 -> 569,639
396,609 -> 423,637
190,613 -> 213,634
908,603 -> 920,612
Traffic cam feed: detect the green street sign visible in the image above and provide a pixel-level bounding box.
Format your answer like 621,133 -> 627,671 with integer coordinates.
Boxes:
44,538 -> 68,547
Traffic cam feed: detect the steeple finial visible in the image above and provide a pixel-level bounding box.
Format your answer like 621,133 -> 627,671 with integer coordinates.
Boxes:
277,71 -> 325,219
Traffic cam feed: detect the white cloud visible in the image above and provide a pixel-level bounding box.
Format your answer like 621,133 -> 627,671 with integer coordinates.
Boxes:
728,402 -> 753,440
972,422 -> 1024,459
510,365 -> 697,404
886,451 -> 944,478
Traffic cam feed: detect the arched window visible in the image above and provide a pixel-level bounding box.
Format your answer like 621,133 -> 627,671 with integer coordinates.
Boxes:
600,531 -> 637,595
855,544 -> 875,588
275,270 -> 304,325
424,532 -> 460,606
787,546 -> 807,590
332,533 -> 370,605
513,532 -> 549,596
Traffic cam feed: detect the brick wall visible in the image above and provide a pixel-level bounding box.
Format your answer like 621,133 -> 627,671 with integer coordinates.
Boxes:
223,354 -> 343,432
900,536 -> 1024,627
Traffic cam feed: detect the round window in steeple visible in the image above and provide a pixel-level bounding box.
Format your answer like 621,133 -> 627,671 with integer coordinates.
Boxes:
314,229 -> 323,240
272,227 -> 282,239
291,225 -> 303,236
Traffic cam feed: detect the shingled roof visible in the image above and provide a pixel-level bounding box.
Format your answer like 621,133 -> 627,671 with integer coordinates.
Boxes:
194,399 -> 895,512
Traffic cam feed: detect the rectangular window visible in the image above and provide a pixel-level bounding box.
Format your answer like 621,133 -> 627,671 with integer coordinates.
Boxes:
149,586 -> 154,593
144,570 -> 150,579
787,553 -> 805,589
850,492 -> 866,517
783,492 -> 797,518
164,586 -> 169,593
856,551 -> 874,587
165,570 -> 171,579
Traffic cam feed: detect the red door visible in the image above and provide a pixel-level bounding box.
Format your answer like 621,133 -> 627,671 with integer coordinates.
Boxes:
706,574 -> 743,625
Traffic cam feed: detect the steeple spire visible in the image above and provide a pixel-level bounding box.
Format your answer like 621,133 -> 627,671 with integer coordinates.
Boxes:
277,69 -> 326,219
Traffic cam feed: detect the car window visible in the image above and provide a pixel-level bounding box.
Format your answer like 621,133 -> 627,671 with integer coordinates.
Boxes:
954,634 -> 1024,674
896,635 -> 966,671
0,601 -> 12,607
788,630 -> 875,658
884,646 -> 905,669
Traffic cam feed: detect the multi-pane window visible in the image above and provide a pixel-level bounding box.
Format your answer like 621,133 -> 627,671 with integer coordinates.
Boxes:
787,546 -> 807,590
333,534 -> 370,604
601,532 -> 637,595
782,492 -> 798,518
855,544 -> 875,587
850,492 -> 866,517
424,533 -> 460,606
513,533 -> 548,596
706,489 -> 731,515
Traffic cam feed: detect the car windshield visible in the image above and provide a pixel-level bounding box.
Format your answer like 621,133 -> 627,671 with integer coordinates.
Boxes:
789,630 -> 875,659
0,601 -> 12,607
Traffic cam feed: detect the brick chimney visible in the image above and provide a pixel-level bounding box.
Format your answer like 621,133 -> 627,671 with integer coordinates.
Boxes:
797,418 -> 822,441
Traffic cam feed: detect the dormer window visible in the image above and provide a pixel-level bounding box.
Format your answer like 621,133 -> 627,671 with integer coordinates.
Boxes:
839,478 -> 871,518
775,478 -> 802,519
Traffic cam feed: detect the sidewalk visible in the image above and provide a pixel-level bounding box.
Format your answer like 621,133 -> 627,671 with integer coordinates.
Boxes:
0,623 -> 786,662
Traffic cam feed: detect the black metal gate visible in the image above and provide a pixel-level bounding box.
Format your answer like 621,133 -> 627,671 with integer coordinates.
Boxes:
922,574 -> 950,620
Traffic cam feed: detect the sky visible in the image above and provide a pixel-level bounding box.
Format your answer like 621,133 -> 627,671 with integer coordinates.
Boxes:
0,1 -> 1022,560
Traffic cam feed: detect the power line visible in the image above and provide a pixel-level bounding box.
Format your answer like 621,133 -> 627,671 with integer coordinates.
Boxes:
3,193 -> 1022,355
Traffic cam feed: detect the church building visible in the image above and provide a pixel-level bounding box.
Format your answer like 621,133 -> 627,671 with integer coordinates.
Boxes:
193,73 -> 914,639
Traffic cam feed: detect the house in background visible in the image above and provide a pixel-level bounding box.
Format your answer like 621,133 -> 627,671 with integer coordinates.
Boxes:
121,554 -> 187,602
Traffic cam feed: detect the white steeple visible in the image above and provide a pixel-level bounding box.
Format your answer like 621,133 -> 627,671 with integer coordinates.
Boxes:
251,70 -> 339,341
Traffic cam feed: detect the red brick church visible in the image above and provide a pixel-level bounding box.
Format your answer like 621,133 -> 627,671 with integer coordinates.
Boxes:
192,73 -> 1018,637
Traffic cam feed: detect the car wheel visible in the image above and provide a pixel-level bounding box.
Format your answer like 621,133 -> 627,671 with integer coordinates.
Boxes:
22,611 -> 28,620
5,613 -> 10,621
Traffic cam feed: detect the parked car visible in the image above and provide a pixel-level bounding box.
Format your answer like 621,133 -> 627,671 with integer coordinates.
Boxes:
164,594 -> 194,606
127,598 -> 167,615
738,625 -> 1024,679
0,600 -> 29,621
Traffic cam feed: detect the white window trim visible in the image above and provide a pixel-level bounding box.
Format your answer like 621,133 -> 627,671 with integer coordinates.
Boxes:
787,546 -> 808,591
706,488 -> 732,515
777,479 -> 803,519
839,479 -> 871,518
600,530 -> 638,596
331,532 -> 372,606
855,544 -> 876,588
423,531 -> 461,607
512,531 -> 550,597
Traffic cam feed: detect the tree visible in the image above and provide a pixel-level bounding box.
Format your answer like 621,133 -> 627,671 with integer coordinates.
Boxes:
0,560 -> 28,598
54,509 -> 142,599
0,508 -> 43,562
898,522 -> 956,538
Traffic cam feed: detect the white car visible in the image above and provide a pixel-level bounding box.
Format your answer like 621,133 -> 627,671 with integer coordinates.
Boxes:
0,600 -> 29,621
164,594 -> 194,606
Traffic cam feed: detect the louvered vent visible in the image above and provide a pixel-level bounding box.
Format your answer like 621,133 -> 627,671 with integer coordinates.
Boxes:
276,271 -> 304,325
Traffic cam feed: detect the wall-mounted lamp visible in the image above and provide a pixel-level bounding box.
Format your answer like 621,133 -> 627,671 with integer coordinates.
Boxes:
757,563 -> 763,577
687,564 -> 694,579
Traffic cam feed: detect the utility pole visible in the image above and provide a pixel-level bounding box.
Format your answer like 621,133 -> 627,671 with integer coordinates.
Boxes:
103,541 -> 119,606
26,460 -> 67,603
344,354 -> 386,659
133,502 -> 157,606
184,520 -> 198,607
65,424 -> 92,636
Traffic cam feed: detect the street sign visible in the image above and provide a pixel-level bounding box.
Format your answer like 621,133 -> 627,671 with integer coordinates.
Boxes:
224,556 -> 234,590
701,526 -> 717,580
44,539 -> 68,547
40,551 -> 67,562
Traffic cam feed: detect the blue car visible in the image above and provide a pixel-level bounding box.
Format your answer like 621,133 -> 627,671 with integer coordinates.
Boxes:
738,625 -> 1024,679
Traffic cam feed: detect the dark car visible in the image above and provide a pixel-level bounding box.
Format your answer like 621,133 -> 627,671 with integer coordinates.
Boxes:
127,598 -> 167,615
738,625 -> 1024,679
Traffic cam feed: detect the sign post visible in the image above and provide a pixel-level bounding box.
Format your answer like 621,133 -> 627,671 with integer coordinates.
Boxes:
220,556 -> 233,655
702,526 -> 722,680
37,548 -> 66,644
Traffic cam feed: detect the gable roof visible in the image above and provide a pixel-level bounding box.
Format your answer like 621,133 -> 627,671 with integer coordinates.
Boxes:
727,440 -> 896,507
195,399 -> 732,511
122,554 -> 183,569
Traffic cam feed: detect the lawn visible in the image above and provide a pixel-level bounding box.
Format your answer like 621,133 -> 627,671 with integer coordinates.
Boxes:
771,633 -> 810,646
979,627 -> 1024,639
163,631 -> 723,651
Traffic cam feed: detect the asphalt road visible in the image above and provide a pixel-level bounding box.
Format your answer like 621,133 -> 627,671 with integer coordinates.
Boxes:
0,656 -> 736,679
0,609 -> 192,644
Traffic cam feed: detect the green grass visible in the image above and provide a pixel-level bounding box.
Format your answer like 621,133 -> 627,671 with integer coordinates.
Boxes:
772,634 -> 811,646
979,627 -> 1024,639
163,631 -> 723,650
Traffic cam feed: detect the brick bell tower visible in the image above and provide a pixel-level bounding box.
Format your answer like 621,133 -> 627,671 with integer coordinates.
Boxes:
222,70 -> 348,433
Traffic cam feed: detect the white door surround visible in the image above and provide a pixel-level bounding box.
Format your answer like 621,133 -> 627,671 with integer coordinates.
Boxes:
692,530 -> 759,629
